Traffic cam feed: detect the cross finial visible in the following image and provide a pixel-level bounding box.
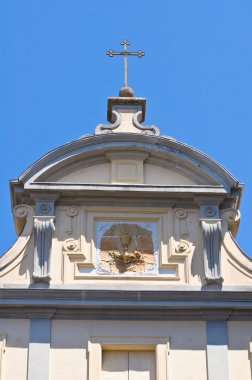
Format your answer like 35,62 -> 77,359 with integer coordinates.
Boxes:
106,40 -> 145,96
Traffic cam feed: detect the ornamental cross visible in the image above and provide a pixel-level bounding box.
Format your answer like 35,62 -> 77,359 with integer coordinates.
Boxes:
107,40 -> 145,88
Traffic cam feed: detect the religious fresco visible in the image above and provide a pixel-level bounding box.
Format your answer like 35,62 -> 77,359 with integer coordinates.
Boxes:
96,221 -> 158,275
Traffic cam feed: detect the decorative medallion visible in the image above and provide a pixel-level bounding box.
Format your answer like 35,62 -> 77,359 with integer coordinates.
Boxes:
204,206 -> 217,218
39,203 -> 51,215
175,208 -> 187,219
63,239 -> 79,252
67,206 -> 79,217
175,240 -> 190,254
96,221 -> 158,275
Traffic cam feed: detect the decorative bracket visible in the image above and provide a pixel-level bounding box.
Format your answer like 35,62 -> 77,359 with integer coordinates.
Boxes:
200,205 -> 223,285
33,216 -> 55,282
31,194 -> 58,283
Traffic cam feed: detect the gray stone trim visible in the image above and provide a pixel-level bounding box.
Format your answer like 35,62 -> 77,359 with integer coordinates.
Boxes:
206,320 -> 229,380
0,288 -> 251,304
0,290 -> 250,320
0,306 -> 251,321
27,319 -> 51,380
26,183 -> 227,193
25,308 -> 57,319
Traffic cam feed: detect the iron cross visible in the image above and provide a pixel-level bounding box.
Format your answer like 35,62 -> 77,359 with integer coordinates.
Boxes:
106,40 -> 145,87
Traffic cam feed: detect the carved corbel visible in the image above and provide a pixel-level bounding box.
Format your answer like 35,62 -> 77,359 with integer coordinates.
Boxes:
200,205 -> 223,285
33,216 -> 55,282
95,110 -> 122,135
31,196 -> 58,283
132,111 -> 160,136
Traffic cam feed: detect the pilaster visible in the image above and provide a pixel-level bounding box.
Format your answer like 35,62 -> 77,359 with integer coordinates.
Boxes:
206,320 -> 229,380
27,319 -> 51,380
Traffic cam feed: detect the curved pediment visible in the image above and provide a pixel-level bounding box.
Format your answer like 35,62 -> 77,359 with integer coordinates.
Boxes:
36,155 -> 214,186
16,134 -> 238,192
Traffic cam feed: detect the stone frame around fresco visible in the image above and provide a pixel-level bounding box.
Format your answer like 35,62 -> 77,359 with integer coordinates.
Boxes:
63,207 -> 184,281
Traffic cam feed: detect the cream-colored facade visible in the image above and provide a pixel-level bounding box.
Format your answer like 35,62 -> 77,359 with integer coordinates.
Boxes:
1,89 -> 252,380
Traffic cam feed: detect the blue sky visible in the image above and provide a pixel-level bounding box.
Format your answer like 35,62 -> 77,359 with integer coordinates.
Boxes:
1,1 -> 252,255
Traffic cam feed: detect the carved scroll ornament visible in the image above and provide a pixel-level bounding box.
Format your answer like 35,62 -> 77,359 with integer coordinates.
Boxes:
95,109 -> 160,136
221,208 -> 241,237
132,111 -> 160,136
95,110 -> 122,135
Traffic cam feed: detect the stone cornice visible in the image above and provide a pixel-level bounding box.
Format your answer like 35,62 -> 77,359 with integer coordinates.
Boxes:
26,183 -> 226,193
0,289 -> 251,321
1,288 -> 252,302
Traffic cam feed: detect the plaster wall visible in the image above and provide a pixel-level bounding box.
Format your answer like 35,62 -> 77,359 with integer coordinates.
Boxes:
0,237 -> 34,284
50,320 -> 207,380
0,319 -> 29,380
222,247 -> 252,284
228,321 -> 252,380
0,318 -> 251,379
45,162 -> 204,186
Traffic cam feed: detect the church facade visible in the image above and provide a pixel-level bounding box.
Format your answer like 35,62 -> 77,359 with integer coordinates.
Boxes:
1,83 -> 252,379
